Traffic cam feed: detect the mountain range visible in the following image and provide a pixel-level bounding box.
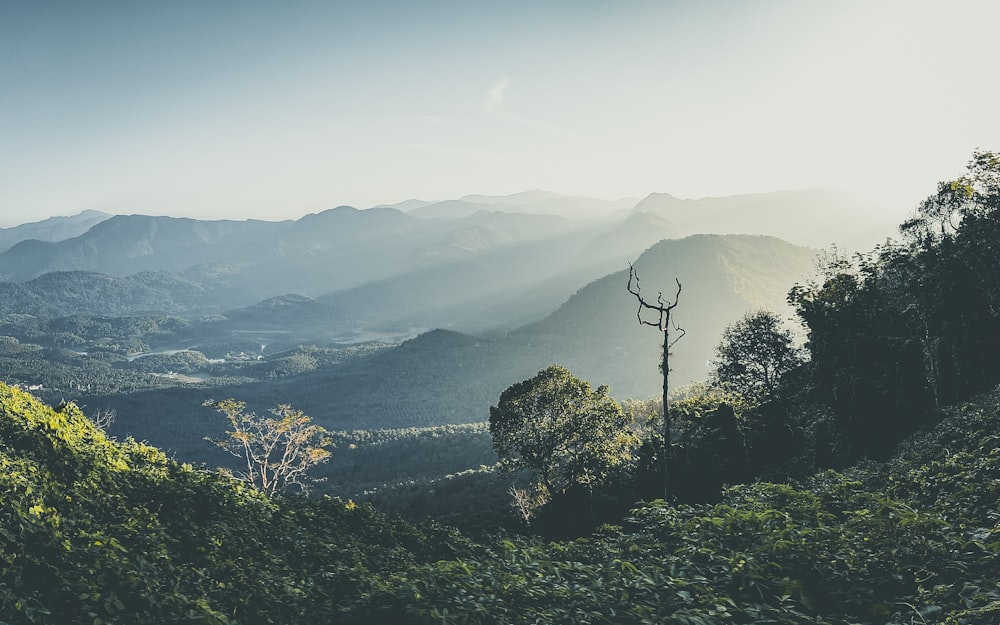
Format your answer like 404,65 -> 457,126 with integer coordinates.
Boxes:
0,189 -> 895,331
0,188 -> 902,457
84,233 -> 818,461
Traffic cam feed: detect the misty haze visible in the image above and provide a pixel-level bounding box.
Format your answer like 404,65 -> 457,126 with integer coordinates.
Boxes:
2,1 -> 1000,623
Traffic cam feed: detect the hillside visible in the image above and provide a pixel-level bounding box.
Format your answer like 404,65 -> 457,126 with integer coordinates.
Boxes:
516,233 -> 818,399
0,383 -> 469,624
2,378 -> 1000,623
0,206 -> 629,327
74,233 -> 817,464
0,270 -> 234,317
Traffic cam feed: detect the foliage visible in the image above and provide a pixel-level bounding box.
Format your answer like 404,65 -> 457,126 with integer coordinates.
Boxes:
204,399 -> 333,495
5,366 -> 1000,623
789,150 -> 1000,457
348,386 -> 1000,624
7,152 -> 1000,624
490,365 -> 639,522
316,423 -> 511,534
709,310 -> 803,402
0,382 -> 471,624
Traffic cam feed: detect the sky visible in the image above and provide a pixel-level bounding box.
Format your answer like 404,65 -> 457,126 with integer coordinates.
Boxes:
2,0 -> 999,227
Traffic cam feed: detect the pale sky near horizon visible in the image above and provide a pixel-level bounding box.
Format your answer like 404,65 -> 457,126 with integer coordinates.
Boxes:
2,0 -> 998,227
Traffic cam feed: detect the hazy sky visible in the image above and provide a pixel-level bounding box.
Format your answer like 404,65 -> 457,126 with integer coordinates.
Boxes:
2,0 -> 998,226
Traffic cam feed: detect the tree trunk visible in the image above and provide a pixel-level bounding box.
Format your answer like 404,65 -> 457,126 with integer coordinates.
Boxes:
662,325 -> 670,500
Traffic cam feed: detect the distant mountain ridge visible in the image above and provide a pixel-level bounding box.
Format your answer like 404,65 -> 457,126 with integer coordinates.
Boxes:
633,188 -> 901,251
407,190 -> 637,220
88,232 -> 820,455
0,209 -> 111,253
0,189 -> 894,337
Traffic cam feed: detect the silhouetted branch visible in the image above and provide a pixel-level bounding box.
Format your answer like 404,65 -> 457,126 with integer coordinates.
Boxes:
627,262 -> 681,331
669,317 -> 686,349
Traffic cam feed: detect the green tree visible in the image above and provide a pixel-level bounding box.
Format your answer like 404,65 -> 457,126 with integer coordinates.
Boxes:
710,310 -> 804,402
205,399 -> 332,495
489,365 -> 638,514
787,151 -> 1000,457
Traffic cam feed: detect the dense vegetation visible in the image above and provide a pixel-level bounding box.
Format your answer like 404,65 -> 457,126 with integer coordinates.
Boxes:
4,375 -> 1000,623
0,383 -> 473,624
3,153 -> 1000,623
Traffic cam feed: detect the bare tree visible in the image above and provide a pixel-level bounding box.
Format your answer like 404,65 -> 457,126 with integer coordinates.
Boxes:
89,407 -> 117,432
626,262 -> 684,498
204,399 -> 332,496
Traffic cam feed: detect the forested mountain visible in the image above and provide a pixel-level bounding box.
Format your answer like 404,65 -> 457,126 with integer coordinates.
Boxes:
0,270 -> 233,317
0,208 -> 431,304
76,233 -> 816,464
516,233 -> 817,399
6,155 -> 1000,624
0,204 -> 615,323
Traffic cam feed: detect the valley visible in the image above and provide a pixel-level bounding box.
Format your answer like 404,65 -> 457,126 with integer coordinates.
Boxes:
0,191 -> 845,518
6,3 -> 998,621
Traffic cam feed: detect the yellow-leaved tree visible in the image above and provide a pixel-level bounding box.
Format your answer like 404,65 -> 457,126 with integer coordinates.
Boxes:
204,399 -> 332,495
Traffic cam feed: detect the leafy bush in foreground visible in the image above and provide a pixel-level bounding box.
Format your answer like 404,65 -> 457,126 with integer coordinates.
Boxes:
0,383 -> 471,624
3,380 -> 1000,623
346,390 -> 1000,624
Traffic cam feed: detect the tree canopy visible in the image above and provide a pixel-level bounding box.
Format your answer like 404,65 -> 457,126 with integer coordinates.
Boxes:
710,310 -> 803,402
489,365 -> 637,503
789,150 -> 1000,457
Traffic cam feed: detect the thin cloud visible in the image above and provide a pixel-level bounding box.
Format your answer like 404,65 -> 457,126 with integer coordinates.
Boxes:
482,78 -> 584,143
484,78 -> 510,114
412,113 -> 452,125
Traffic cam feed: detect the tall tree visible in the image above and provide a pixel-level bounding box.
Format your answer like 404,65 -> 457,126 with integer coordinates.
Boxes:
788,151 -> 1000,457
710,310 -> 803,402
489,365 -> 637,518
626,263 -> 683,497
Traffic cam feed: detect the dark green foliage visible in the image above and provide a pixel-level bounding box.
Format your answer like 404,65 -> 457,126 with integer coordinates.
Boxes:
0,382 -> 471,624
789,150 -> 1000,458
5,359 -> 1000,622
358,466 -> 519,535
709,309 -> 803,402
348,387 -> 1000,623
322,423 -> 496,489
489,365 -> 639,529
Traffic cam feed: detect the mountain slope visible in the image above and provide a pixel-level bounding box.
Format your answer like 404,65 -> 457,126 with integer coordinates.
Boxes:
0,270 -> 230,317
516,233 -> 817,398
0,214 -> 281,281
0,382 -> 466,624
4,368 -> 1000,623
91,234 -> 818,456
0,206 -> 629,322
